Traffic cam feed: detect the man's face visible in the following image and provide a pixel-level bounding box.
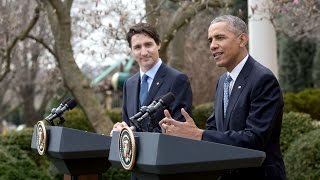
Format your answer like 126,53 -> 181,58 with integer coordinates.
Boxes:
208,22 -> 247,72
131,33 -> 160,72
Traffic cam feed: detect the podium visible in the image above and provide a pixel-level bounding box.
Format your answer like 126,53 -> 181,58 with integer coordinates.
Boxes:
31,126 -> 111,180
109,132 -> 266,180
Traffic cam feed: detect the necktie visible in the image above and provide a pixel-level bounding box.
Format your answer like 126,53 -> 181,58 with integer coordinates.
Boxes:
139,74 -> 149,105
223,75 -> 233,118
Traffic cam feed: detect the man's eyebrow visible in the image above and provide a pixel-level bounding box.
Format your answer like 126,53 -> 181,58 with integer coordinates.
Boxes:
214,33 -> 226,37
132,44 -> 141,48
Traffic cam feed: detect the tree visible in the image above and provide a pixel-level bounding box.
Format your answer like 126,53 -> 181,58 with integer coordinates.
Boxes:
0,0 -> 64,126
0,0 -> 115,133
249,0 -> 320,91
268,0 -> 320,41
278,34 -> 316,92
313,44 -> 320,87
42,0 -> 115,133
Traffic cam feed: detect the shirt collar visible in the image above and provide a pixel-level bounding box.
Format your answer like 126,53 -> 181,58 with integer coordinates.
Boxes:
140,58 -> 162,80
227,54 -> 249,81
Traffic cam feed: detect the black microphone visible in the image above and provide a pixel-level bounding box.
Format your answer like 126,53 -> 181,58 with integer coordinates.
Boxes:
53,98 -> 71,114
136,92 -> 175,123
129,101 -> 157,121
45,98 -> 70,122
129,101 -> 157,128
45,99 -> 77,123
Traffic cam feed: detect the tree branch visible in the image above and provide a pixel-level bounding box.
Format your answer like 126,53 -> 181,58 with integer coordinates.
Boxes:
159,0 -> 228,57
0,6 -> 40,81
19,7 -> 40,40
140,0 -> 166,22
26,35 -> 58,59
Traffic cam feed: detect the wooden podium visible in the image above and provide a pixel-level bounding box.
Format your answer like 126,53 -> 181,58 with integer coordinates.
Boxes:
109,132 -> 266,180
31,126 -> 111,180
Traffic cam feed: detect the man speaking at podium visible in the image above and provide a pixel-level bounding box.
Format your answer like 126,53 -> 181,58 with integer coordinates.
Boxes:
160,15 -> 286,180
111,22 -> 192,133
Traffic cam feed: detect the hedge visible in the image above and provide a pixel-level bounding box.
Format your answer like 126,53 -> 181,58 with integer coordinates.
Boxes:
284,88 -> 320,120
192,103 -> 213,129
280,112 -> 317,154
0,144 -> 50,180
284,129 -> 320,180
63,107 -> 95,132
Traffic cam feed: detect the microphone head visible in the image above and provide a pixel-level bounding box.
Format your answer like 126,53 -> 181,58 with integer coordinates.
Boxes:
161,92 -> 175,106
62,98 -> 71,105
66,99 -> 77,110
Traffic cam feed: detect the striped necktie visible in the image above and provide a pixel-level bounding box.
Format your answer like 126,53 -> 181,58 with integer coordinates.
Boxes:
223,75 -> 233,118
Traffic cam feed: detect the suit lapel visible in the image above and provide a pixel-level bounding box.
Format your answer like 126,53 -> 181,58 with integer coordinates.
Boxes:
142,63 -> 167,106
223,57 -> 254,130
129,74 -> 140,113
216,75 -> 226,131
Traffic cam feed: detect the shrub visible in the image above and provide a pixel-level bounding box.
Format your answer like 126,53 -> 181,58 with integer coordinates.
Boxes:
1,128 -> 33,151
283,88 -> 320,120
1,128 -> 49,168
103,167 -> 130,180
106,108 -> 123,123
284,129 -> 320,180
0,144 -> 51,180
283,92 -> 299,113
280,112 -> 317,154
63,108 -> 95,132
192,103 -> 213,129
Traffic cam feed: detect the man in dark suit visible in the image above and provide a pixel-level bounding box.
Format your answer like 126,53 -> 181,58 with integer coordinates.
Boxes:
159,15 -> 286,179
112,22 -> 192,133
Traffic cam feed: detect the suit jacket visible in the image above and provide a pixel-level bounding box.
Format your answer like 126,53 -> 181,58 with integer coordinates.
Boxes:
203,56 -> 286,179
122,63 -> 192,132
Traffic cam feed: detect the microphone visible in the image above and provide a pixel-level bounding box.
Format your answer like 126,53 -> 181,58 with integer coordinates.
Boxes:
129,101 -> 157,121
136,92 -> 175,123
45,98 -> 69,122
45,98 -> 77,125
51,98 -> 71,115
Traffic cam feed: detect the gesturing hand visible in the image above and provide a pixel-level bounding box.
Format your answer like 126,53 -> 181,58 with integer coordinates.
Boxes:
159,108 -> 204,140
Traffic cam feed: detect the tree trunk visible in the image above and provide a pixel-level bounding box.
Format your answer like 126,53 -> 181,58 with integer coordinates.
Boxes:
23,91 -> 42,126
45,0 -> 114,134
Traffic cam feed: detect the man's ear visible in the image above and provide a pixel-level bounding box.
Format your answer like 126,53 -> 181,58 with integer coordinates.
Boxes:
239,33 -> 249,48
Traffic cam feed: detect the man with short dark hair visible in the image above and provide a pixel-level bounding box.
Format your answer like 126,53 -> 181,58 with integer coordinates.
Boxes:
160,15 -> 286,179
112,22 -> 192,133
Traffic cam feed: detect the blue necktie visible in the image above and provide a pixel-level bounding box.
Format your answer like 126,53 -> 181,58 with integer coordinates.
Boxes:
139,74 -> 149,105
223,75 -> 233,118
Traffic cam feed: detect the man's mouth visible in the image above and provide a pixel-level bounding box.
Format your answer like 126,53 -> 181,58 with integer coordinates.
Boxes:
213,52 -> 223,58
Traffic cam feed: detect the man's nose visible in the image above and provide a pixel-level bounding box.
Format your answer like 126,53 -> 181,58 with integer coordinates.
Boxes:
210,41 -> 218,51
141,47 -> 148,55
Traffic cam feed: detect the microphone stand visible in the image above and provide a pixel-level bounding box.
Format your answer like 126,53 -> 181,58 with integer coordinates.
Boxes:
45,108 -> 67,126
147,114 -> 157,132
57,116 -> 66,126
46,119 -> 55,126
129,117 -> 142,131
